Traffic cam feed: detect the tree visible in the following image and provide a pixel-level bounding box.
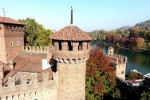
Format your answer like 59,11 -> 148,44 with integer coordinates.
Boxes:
140,91 -> 150,100
136,38 -> 145,49
129,37 -> 137,48
19,18 -> 53,46
106,35 -> 112,43
86,47 -> 116,100
129,27 -> 140,38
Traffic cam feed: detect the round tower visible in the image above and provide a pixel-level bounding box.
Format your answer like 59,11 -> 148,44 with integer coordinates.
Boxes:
50,25 -> 93,100
50,7 -> 93,100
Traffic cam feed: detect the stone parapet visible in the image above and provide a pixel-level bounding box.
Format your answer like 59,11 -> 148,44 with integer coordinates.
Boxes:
107,54 -> 127,64
24,46 -> 53,54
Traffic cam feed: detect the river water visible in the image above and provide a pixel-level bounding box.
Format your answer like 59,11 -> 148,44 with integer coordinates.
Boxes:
93,44 -> 150,74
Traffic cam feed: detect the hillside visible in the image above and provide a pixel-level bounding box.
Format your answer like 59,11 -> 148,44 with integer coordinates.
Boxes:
135,20 -> 150,30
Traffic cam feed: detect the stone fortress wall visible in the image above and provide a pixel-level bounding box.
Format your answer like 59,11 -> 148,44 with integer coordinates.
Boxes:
0,69 -> 58,100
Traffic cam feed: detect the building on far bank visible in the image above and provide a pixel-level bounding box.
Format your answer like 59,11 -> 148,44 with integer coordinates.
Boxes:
107,47 -> 127,81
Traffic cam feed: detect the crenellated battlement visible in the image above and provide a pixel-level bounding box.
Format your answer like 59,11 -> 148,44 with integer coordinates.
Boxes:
53,41 -> 90,62
0,72 -> 56,100
107,54 -> 127,64
24,46 -> 53,54
107,47 -> 127,64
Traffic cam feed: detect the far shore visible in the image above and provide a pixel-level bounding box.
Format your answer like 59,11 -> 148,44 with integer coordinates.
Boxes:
92,41 -> 150,54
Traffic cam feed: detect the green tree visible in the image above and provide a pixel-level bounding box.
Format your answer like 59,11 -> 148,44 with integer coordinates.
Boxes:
136,38 -> 145,49
140,91 -> 150,100
19,18 -> 53,46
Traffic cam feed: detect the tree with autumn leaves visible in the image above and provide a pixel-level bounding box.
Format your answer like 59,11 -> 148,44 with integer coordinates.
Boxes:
86,47 -> 119,100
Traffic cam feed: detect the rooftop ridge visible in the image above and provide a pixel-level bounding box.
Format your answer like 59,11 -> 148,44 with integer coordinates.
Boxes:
0,16 -> 25,25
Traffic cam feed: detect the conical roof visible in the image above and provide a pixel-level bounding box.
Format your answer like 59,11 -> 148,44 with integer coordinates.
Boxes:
50,26 -> 93,41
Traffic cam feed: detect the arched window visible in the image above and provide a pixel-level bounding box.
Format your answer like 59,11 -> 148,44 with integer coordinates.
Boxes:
12,95 -> 14,99
6,96 -> 8,100
16,40 -> 20,46
10,41 -> 14,46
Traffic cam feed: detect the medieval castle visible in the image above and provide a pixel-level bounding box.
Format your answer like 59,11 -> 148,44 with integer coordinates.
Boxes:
0,8 -> 93,100
0,8 -> 127,100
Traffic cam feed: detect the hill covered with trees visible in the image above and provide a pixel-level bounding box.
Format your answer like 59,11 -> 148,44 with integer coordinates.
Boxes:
89,20 -> 150,52
135,20 -> 150,30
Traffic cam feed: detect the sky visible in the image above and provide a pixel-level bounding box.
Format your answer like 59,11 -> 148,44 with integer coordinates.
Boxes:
0,0 -> 150,31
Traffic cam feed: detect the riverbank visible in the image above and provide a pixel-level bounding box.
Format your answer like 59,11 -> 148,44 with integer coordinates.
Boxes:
95,43 -> 150,74
93,41 -> 150,54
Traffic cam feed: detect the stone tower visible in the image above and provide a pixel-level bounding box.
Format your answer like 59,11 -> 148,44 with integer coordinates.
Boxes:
0,17 -> 25,64
107,47 -> 127,81
107,47 -> 114,56
50,8 -> 93,99
50,26 -> 93,100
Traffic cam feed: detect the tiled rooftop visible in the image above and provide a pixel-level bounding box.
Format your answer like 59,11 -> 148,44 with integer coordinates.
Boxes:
14,53 -> 47,72
0,53 -> 53,84
0,16 -> 25,25
50,25 -> 93,41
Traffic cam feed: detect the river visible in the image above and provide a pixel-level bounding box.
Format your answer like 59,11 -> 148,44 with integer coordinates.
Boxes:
92,44 -> 150,74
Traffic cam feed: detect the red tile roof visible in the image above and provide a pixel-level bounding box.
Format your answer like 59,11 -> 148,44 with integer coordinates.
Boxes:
0,16 -> 25,25
50,26 -> 93,41
14,53 -> 47,72
1,53 -> 53,84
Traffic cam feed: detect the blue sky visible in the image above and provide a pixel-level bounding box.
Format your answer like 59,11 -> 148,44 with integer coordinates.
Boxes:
0,0 -> 150,31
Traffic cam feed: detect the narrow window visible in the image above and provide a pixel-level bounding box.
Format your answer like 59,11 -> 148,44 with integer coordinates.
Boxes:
87,42 -> 89,49
78,41 -> 83,50
68,41 -> 73,51
59,41 -> 62,50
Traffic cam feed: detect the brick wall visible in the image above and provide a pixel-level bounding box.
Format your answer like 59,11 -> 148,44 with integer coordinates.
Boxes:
0,24 -> 24,64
